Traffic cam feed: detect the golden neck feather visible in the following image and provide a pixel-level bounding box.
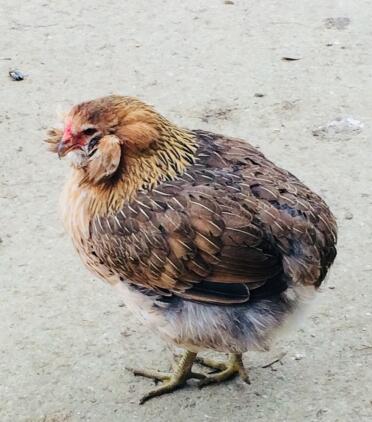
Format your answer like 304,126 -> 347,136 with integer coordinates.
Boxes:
70,122 -> 198,217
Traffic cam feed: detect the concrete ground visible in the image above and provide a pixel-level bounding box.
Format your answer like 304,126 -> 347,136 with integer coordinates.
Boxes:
1,1 -> 372,421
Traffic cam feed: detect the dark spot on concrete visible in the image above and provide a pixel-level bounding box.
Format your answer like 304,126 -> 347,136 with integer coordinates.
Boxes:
324,17 -> 351,30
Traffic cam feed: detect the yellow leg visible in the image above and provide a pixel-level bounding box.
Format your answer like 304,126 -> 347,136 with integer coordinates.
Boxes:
126,350 -> 204,404
195,353 -> 251,387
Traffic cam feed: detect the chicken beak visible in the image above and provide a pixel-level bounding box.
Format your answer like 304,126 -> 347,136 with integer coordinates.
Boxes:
57,137 -> 74,159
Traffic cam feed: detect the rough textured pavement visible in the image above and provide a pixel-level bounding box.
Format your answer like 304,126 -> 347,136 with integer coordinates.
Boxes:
1,1 -> 372,421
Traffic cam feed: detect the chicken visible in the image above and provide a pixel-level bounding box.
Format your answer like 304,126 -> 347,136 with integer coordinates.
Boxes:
47,95 -> 337,403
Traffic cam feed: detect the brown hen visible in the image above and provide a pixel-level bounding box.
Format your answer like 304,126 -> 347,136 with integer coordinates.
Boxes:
47,95 -> 337,403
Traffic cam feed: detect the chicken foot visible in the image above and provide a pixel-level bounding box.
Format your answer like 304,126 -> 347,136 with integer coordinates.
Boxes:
195,353 -> 251,387
127,350 -> 204,404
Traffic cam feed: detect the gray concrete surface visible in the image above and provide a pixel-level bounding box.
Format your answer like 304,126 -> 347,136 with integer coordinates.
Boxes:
1,1 -> 372,421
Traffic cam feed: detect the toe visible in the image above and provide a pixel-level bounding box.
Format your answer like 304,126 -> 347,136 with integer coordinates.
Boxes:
139,378 -> 186,404
238,367 -> 251,384
195,356 -> 227,371
126,367 -> 172,382
197,368 -> 237,389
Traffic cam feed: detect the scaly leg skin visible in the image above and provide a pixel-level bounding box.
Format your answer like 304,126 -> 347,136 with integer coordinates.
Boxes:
126,350 -> 205,404
195,353 -> 251,388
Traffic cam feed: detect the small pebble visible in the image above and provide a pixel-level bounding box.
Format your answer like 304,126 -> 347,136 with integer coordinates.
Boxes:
344,211 -> 353,220
9,70 -> 25,81
254,93 -> 265,98
294,353 -> 304,361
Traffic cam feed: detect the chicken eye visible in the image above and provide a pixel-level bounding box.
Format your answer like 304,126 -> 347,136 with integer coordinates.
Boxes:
83,127 -> 97,136
88,135 -> 102,154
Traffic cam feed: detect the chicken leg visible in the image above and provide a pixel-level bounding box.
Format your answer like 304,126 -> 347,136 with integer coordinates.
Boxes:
195,353 -> 251,387
127,350 -> 205,404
